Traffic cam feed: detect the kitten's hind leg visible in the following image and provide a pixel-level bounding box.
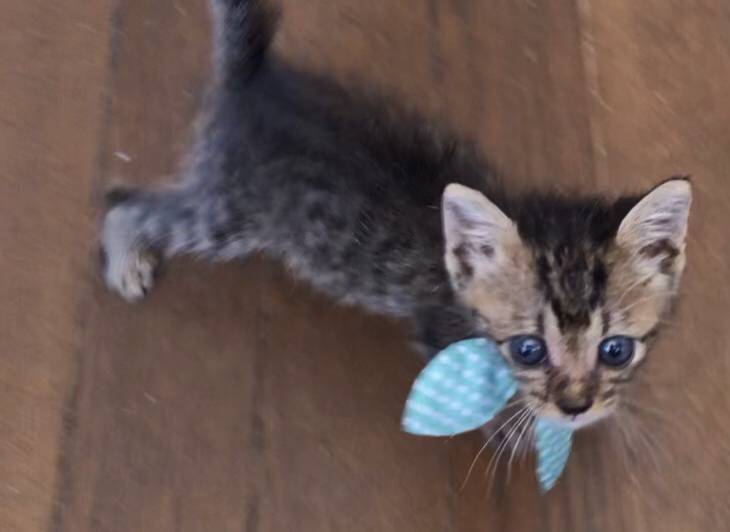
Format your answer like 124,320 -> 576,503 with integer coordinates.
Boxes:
100,188 -> 169,301
100,185 -> 256,301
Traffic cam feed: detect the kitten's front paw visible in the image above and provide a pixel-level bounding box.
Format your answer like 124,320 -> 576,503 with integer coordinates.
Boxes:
100,202 -> 161,302
100,246 -> 159,302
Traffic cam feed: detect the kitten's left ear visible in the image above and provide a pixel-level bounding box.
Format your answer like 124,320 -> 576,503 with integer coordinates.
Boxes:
617,177 -> 692,273
442,184 -> 519,290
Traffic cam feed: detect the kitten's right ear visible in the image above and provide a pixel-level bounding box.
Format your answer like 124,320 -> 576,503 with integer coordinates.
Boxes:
616,177 -> 692,275
442,184 -> 517,288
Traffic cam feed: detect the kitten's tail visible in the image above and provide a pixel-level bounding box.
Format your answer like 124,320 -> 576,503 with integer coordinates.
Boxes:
209,0 -> 277,87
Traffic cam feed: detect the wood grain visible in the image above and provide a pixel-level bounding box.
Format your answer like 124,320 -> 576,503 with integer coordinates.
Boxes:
0,1 -> 113,531
2,0 -> 730,530
578,1 -> 730,529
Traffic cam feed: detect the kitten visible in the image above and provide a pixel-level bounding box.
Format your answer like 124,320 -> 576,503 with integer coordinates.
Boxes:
100,0 -> 691,430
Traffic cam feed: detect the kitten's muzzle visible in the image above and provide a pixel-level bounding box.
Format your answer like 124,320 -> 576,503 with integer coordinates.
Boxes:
548,372 -> 598,416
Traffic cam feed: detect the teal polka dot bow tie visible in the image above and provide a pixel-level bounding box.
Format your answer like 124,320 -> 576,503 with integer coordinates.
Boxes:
401,338 -> 573,492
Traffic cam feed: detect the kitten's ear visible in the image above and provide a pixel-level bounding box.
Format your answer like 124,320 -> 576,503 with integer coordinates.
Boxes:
617,178 -> 692,273
442,184 -> 518,288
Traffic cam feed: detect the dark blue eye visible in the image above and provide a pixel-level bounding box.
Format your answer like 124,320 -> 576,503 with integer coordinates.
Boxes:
598,336 -> 635,367
508,335 -> 547,366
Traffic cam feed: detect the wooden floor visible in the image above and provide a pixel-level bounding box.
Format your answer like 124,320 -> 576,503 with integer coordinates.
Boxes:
2,0 -> 730,530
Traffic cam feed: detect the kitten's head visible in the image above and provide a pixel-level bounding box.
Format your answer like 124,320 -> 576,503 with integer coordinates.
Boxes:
442,178 -> 691,429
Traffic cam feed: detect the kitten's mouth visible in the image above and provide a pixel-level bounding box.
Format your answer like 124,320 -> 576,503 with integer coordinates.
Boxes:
546,414 -> 601,430
538,404 -> 614,430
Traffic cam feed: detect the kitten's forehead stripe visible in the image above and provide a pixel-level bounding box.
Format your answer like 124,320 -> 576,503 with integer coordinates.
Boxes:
589,259 -> 608,307
565,332 -> 580,353
601,309 -> 611,336
535,247 -> 609,334
536,311 -> 545,336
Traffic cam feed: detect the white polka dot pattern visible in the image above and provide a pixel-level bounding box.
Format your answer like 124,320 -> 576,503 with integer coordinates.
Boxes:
401,338 -> 574,492
535,417 -> 573,491
401,338 -> 517,437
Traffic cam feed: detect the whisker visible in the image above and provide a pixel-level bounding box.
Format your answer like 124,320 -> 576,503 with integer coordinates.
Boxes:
614,407 -> 670,476
485,408 -> 531,493
614,277 -> 651,307
521,417 -> 537,462
610,414 -> 634,476
507,408 -> 535,481
460,406 -> 529,490
620,398 -> 678,432
504,396 -> 531,408
620,398 -> 666,417
619,409 -> 665,472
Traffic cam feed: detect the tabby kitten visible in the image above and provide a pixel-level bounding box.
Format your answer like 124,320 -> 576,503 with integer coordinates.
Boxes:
101,0 -> 691,430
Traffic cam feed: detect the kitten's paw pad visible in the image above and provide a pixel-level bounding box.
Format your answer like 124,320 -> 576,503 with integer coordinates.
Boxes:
102,248 -> 159,302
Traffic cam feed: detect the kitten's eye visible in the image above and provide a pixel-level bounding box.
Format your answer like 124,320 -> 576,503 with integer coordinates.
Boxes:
598,336 -> 635,367
508,335 -> 547,366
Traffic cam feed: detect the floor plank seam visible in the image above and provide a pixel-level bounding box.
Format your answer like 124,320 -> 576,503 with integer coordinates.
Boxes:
47,2 -> 126,531
575,0 -> 609,182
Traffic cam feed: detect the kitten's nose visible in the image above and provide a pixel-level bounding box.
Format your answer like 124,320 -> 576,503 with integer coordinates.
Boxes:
556,398 -> 593,416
